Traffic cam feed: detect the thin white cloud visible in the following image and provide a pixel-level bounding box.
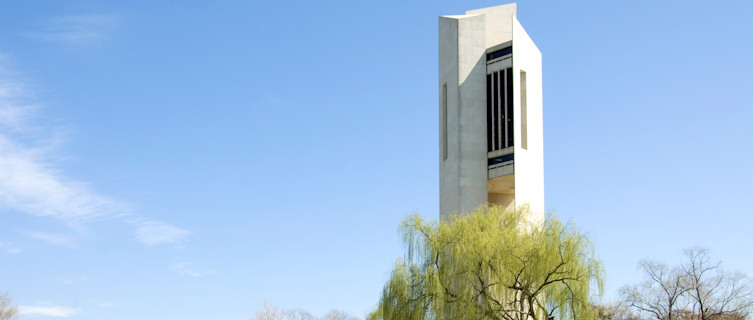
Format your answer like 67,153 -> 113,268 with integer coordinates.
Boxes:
170,262 -> 214,277
18,305 -> 80,317
57,275 -> 89,284
0,59 -> 126,224
0,138 -> 126,223
32,14 -> 119,47
21,230 -> 76,247
0,51 -> 191,248
0,241 -> 21,254
0,75 -> 36,132
6,247 -> 21,254
135,221 -> 191,246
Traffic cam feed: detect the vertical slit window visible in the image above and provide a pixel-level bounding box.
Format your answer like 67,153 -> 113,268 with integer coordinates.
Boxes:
492,72 -> 499,150
442,83 -> 448,160
486,75 -> 492,152
520,71 -> 528,150
506,67 -> 514,148
501,69 -> 507,148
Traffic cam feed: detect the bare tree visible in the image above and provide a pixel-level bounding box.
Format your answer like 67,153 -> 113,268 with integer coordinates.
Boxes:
253,301 -> 285,320
0,293 -> 18,320
683,248 -> 753,320
594,301 -> 641,320
620,260 -> 688,320
284,309 -> 316,320
321,310 -> 359,320
621,248 -> 753,320
252,302 -> 360,320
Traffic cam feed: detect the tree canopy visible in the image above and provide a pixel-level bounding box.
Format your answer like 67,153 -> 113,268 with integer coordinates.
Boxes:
368,205 -> 604,320
620,248 -> 753,320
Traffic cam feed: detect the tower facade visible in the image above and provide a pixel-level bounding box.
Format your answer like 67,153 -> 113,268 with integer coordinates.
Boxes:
439,4 -> 544,222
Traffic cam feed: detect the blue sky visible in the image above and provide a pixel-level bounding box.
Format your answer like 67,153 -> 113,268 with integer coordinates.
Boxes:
1,1 -> 752,319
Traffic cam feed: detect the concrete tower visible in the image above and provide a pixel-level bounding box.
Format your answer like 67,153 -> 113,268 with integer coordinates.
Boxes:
439,4 -> 544,222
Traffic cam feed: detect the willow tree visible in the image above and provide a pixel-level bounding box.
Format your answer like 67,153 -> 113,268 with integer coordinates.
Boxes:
368,205 -> 604,320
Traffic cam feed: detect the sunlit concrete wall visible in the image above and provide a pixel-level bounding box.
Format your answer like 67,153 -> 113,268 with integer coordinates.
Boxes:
511,15 -> 544,225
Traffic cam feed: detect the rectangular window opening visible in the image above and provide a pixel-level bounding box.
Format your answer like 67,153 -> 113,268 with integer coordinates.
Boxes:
520,71 -> 528,150
442,83 -> 448,160
500,70 -> 505,149
493,72 -> 499,150
506,68 -> 514,149
486,46 -> 512,61
486,75 -> 492,152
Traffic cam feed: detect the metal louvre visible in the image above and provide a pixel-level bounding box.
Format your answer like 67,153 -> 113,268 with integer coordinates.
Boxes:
486,66 -> 513,152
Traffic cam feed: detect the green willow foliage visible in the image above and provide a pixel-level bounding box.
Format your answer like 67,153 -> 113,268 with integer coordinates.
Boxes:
368,205 -> 604,320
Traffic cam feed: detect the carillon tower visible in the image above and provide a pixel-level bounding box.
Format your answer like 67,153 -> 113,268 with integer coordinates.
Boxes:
439,3 -> 544,222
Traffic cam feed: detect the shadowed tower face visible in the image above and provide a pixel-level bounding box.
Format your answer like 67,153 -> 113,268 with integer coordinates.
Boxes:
439,4 -> 544,222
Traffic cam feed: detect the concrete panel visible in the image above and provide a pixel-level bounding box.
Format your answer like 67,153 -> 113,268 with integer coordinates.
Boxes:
512,15 -> 544,224
439,16 -> 460,219
439,14 -> 488,219
466,4 -> 516,49
456,15 -> 488,217
489,193 -> 515,211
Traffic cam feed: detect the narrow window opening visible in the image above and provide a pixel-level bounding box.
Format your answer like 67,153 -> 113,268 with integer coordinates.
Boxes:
493,72 -> 499,150
501,70 -> 506,148
506,68 -> 513,148
442,83 -> 448,160
486,74 -> 494,151
487,46 -> 512,61
520,71 -> 528,150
